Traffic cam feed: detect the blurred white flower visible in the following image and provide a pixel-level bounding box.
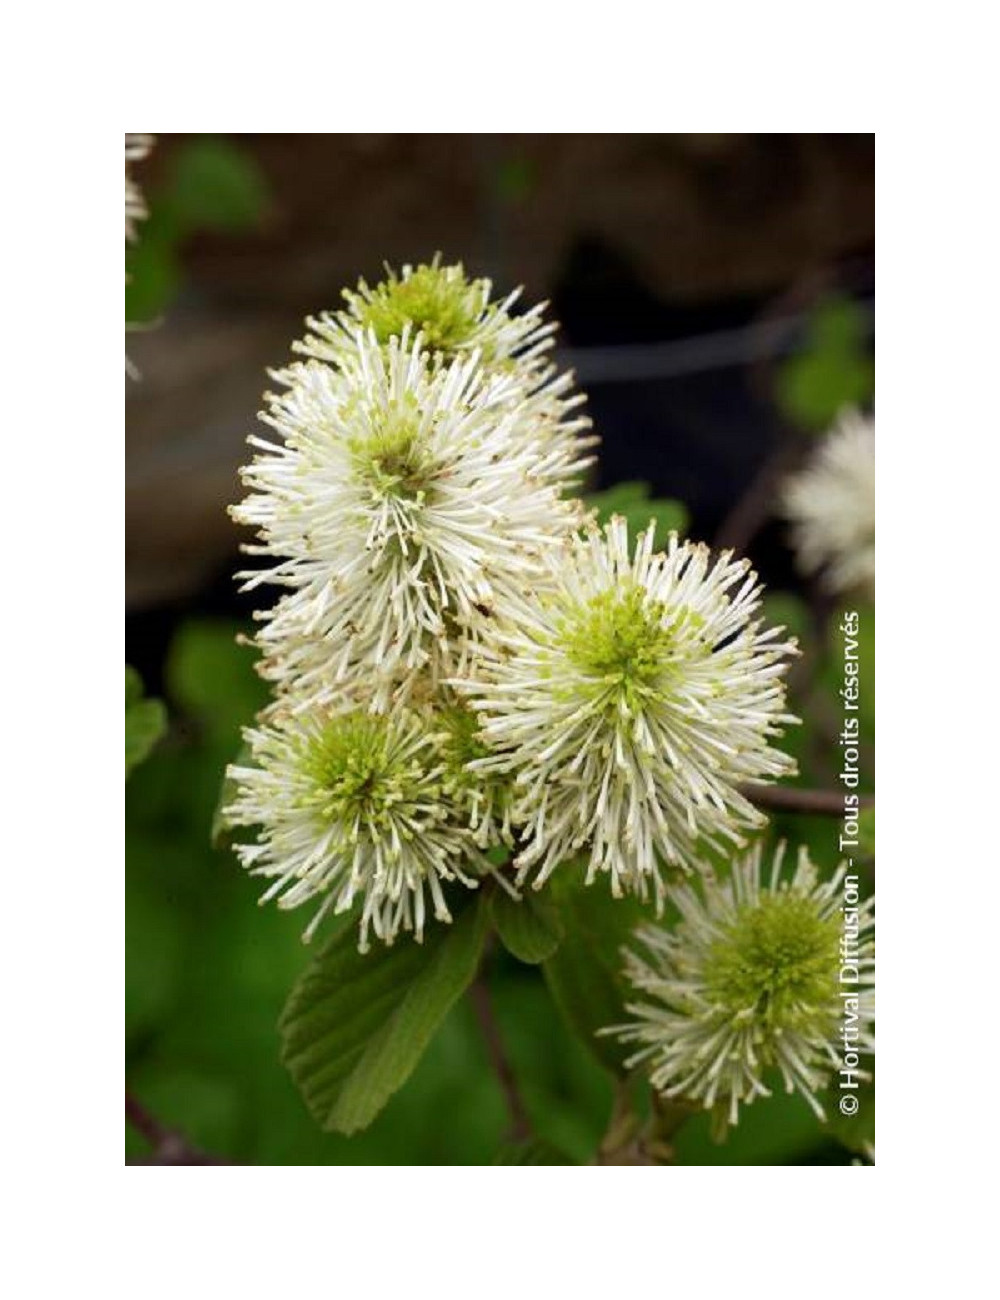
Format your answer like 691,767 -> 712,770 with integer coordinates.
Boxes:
609,841 -> 874,1127
233,332 -> 590,709
460,518 -> 798,901
782,410 -> 875,600
225,702 -> 489,950
125,134 -> 153,246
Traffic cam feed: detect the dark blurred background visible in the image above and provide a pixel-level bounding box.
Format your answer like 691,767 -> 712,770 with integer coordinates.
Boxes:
125,134 -> 874,1164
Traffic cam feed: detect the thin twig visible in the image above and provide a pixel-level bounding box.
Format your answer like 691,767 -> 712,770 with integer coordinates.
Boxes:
713,435 -> 803,555
126,1091 -> 229,1165
742,784 -> 873,816
470,972 -> 531,1143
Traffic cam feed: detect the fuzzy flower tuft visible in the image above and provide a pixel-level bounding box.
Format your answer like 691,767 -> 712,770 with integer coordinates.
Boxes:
233,332 -> 590,709
782,409 -> 875,601
225,703 -> 490,950
461,518 -> 798,902
608,841 -> 874,1127
296,257 -> 556,369
125,134 -> 154,246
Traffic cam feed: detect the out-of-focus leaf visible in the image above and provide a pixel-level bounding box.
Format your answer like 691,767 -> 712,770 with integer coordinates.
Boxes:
777,295 -> 874,434
166,620 -> 267,743
542,869 -> 655,1074
124,209 -> 184,322
811,298 -> 869,352
125,665 -> 143,709
125,137 -> 269,322
168,136 -> 268,233
491,888 -> 564,964
125,666 -> 167,778
585,481 -> 689,545
280,894 -> 489,1135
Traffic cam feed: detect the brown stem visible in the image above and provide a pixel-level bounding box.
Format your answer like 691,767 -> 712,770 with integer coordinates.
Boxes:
470,973 -> 531,1143
594,1084 -> 694,1165
742,783 -> 873,816
713,436 -> 803,556
126,1091 -> 229,1165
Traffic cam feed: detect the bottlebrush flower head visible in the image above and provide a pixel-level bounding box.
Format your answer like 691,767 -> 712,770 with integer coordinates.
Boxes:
608,841 -> 874,1128
233,332 -> 590,709
225,700 -> 493,950
298,256 -> 556,370
460,518 -> 798,902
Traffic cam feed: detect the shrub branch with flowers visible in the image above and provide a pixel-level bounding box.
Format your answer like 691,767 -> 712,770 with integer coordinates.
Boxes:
206,259 -> 875,1163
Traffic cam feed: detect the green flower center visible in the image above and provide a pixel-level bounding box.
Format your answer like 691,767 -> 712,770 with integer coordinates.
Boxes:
703,891 -> 841,1028
297,713 -> 441,830
350,264 -> 489,358
348,401 -> 437,501
557,585 -> 703,714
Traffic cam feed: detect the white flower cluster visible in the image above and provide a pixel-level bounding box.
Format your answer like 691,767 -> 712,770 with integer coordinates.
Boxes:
227,261 -> 801,949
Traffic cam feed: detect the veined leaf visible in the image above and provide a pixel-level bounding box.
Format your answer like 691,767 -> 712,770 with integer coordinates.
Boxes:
280,894 -> 489,1135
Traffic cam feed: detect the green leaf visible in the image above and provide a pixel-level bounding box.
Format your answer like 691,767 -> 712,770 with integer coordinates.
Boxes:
167,136 -> 268,233
585,481 -> 689,545
280,895 -> 489,1135
125,666 -> 167,778
493,1137 -> 575,1164
778,355 -> 875,433
542,869 -> 655,1074
125,665 -> 143,709
490,887 -> 564,964
776,294 -> 874,434
124,211 -> 184,322
166,620 -> 268,743
810,297 -> 869,353
585,480 -> 650,516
